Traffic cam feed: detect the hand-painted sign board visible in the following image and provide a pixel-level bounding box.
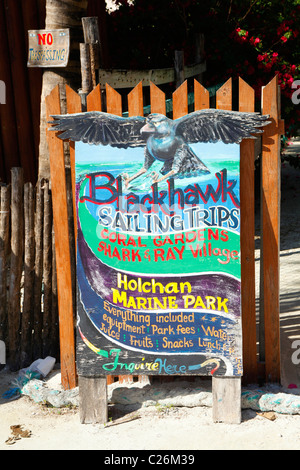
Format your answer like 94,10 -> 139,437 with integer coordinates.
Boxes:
27,29 -> 69,67
50,109 -> 269,377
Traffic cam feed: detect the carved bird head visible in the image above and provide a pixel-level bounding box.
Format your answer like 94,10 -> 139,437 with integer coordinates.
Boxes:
140,114 -> 173,136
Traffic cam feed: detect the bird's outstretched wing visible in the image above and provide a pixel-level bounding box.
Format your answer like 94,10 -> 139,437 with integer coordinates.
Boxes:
173,109 -> 270,144
49,111 -> 147,148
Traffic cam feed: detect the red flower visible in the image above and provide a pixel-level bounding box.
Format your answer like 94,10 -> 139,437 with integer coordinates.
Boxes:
281,36 -> 288,43
250,36 -> 260,46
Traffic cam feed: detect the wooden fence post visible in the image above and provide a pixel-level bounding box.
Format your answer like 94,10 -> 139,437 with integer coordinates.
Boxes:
75,83 -> 109,417
212,376 -> 242,424
173,80 -> 188,119
0,184 -> 11,346
239,77 -> 257,384
261,75 -> 284,383
150,82 -> 166,115
33,179 -> 43,359
21,182 -> 35,366
213,78 -> 241,423
42,180 -> 53,357
194,79 -> 209,110
8,168 -> 24,370
46,85 -> 76,390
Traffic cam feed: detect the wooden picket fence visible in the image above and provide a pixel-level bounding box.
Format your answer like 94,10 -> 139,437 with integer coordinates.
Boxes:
0,75 -> 283,389
0,173 -> 60,370
45,76 -> 284,390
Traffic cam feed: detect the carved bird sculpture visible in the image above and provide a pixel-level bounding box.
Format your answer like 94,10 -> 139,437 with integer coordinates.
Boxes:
49,109 -> 270,186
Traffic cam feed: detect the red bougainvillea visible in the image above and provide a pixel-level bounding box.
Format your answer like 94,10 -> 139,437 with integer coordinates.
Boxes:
106,0 -> 300,140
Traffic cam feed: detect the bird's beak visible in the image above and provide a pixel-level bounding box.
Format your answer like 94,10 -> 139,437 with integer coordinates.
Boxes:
140,123 -> 153,134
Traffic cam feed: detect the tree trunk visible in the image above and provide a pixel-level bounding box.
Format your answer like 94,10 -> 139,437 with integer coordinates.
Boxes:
39,0 -> 88,179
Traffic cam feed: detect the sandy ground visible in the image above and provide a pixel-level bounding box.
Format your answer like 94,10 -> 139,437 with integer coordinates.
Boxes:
0,147 -> 300,452
1,369 -> 300,451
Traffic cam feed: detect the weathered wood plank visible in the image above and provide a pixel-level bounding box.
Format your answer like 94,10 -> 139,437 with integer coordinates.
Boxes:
98,62 -> 206,89
150,82 -> 166,115
85,84 -> 115,386
194,79 -> 209,110
66,85 -> 82,245
261,75 -> 283,382
82,17 -> 101,87
42,180 -> 53,357
33,179 -> 43,359
80,43 -> 92,95
128,81 -> 144,117
172,80 -> 188,119
125,81 -> 145,384
216,78 -> 232,110
106,83 -> 122,116
46,85 -> 76,390
213,80 -> 241,422
21,182 -> 35,367
239,77 -> 257,384
87,83 -> 102,112
0,184 -> 11,345
8,168 -> 24,370
78,375 -> 108,424
212,376 -> 241,424
51,225 -> 59,359
4,3 -> 36,183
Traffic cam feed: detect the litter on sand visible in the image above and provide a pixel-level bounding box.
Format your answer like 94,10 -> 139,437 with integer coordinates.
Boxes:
5,425 -> 32,445
1,356 -> 56,401
2,366 -> 300,415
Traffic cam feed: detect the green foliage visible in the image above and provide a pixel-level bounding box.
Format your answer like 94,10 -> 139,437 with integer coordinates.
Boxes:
106,0 -> 300,137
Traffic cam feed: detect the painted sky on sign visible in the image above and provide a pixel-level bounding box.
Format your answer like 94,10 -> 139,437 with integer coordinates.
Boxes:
75,141 -> 240,164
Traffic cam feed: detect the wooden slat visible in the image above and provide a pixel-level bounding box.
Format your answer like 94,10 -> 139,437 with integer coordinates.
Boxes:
85,84 -> 115,387
128,81 -> 144,117
212,377 -> 241,424
87,83 -> 102,112
0,184 -> 11,345
33,179 -> 43,359
66,85 -> 82,244
51,223 -> 59,359
106,83 -> 122,116
172,80 -> 188,119
42,180 -> 53,357
239,77 -> 257,383
194,79 -> 209,110
261,75 -> 282,382
98,62 -> 206,89
8,168 -> 24,370
121,81 -> 144,384
21,182 -> 35,367
216,78 -> 232,110
214,77 -> 241,421
66,84 -> 82,115
4,1 -> 36,183
46,85 -> 76,390
150,82 -> 166,115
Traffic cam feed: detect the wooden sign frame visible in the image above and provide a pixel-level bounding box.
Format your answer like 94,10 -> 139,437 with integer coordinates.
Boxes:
46,76 -> 284,424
